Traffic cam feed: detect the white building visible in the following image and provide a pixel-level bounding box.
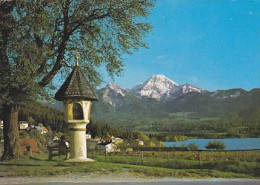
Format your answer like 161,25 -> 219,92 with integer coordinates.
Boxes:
97,142 -> 117,153
19,121 -> 29,130
0,120 -> 3,129
86,134 -> 92,139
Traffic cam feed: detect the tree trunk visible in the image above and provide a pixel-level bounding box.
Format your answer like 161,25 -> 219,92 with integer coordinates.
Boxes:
1,104 -> 20,161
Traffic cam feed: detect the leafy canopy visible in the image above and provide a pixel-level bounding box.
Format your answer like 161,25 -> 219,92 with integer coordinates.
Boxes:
0,0 -> 155,105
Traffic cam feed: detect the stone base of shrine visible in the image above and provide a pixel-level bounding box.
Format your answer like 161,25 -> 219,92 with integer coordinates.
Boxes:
65,158 -> 94,163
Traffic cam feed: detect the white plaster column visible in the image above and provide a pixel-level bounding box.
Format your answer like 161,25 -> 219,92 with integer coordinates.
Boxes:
68,123 -> 87,159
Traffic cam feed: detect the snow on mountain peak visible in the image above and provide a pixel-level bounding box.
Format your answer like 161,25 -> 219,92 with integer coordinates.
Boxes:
102,75 -> 203,104
149,74 -> 178,86
131,74 -> 179,100
180,84 -> 202,94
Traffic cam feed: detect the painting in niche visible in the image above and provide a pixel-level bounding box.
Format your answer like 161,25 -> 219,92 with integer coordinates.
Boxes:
73,102 -> 84,120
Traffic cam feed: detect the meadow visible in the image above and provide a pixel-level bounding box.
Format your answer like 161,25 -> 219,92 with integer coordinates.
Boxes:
89,150 -> 260,178
0,151 -> 259,178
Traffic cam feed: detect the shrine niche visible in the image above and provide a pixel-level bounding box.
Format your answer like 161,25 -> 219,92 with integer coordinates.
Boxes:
73,102 -> 83,120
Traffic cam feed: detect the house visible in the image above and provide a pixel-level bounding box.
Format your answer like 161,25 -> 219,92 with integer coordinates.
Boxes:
42,126 -> 48,134
86,134 -> 91,139
97,142 -> 117,153
135,139 -> 144,147
34,126 -> 43,134
92,137 -> 102,142
19,121 -> 29,130
33,125 -> 48,134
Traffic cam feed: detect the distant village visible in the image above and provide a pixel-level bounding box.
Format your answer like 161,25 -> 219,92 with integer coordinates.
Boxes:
0,120 -> 145,155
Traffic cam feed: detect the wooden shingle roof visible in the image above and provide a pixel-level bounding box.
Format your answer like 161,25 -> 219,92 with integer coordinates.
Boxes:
54,65 -> 98,101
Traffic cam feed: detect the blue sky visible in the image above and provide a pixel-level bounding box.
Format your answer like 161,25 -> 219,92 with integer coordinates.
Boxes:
100,0 -> 260,91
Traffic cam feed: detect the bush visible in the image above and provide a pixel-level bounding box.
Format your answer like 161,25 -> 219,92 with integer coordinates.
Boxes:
205,141 -> 225,150
187,142 -> 199,150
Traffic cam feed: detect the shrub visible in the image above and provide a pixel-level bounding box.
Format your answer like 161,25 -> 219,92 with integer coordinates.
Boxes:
187,142 -> 199,150
205,141 -> 225,150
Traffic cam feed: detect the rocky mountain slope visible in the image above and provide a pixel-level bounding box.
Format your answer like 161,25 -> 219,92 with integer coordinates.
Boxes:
91,75 -> 260,120
47,74 -> 259,122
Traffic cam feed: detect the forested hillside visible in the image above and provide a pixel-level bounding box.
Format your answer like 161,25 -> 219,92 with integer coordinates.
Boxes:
0,102 -> 65,131
91,88 -> 260,138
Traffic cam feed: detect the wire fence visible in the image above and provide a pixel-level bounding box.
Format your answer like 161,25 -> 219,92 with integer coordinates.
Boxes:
88,147 -> 260,174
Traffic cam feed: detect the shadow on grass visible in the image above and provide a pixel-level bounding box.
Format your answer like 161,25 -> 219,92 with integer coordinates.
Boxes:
0,163 -> 43,167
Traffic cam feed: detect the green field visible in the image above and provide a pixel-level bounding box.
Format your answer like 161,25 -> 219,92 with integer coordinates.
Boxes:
0,151 -> 259,178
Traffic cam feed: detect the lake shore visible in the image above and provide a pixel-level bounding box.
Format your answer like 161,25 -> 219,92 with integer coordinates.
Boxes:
164,138 -> 260,150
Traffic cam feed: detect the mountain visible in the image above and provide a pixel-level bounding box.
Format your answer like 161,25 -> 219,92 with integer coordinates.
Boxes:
131,74 -> 202,101
101,83 -> 129,107
90,73 -> 260,122
92,83 -> 163,120
209,88 -> 247,100
47,74 -> 260,126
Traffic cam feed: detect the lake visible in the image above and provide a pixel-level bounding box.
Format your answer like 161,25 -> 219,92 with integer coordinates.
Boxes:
164,138 -> 260,150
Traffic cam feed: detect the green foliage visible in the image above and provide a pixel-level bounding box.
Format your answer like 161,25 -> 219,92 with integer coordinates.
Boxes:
1,0 -> 155,101
187,142 -> 199,150
139,133 -> 150,145
87,120 -> 139,142
159,141 -> 165,147
149,142 -> 156,147
206,141 -> 226,151
17,102 -> 65,132
116,141 -> 130,151
27,117 -> 35,125
0,0 -> 155,159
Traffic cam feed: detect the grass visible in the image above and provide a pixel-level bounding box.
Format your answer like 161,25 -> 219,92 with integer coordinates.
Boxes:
0,154 -> 125,177
0,151 -> 259,179
89,152 -> 259,178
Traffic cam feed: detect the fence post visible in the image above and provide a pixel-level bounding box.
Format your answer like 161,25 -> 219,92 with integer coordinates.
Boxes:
0,144 -> 2,157
237,151 -> 240,171
141,151 -> 143,163
198,151 -> 201,168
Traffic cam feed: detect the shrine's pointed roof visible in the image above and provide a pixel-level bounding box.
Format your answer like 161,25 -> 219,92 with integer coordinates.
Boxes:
54,65 -> 98,101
